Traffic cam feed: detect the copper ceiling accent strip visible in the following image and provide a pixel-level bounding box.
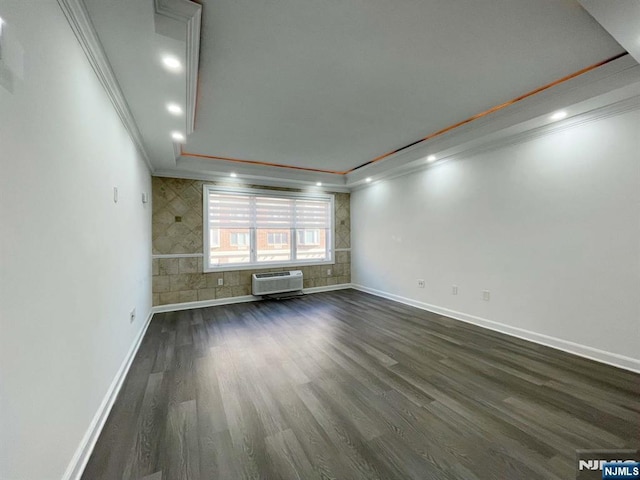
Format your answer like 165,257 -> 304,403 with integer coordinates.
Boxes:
192,0 -> 203,132
179,147 -> 348,174
184,52 -> 627,176
193,71 -> 202,132
347,52 -> 628,173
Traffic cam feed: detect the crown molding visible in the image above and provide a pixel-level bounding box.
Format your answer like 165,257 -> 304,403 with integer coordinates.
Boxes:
347,55 -> 639,185
154,0 -> 201,136
56,0 -> 153,173
153,168 -> 351,193
160,91 -> 639,193
350,93 -> 640,191
464,95 -> 640,158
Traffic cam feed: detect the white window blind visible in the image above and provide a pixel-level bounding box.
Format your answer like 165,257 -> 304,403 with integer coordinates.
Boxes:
204,186 -> 334,270
295,199 -> 331,228
255,196 -> 293,228
208,193 -> 252,228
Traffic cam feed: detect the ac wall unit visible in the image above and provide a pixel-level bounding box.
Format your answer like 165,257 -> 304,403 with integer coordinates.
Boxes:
252,270 -> 303,296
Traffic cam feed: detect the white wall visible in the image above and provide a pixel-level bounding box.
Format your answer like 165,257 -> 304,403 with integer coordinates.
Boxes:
0,2 -> 152,479
352,108 -> 640,370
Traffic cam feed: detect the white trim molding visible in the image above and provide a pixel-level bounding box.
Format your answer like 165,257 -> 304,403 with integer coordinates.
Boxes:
152,253 -> 204,259
155,167 -> 351,192
152,283 -> 353,313
153,294 -> 259,313
153,0 -> 201,136
56,0 -> 153,173
352,284 -> 640,374
62,310 -> 155,480
350,92 -> 640,191
304,283 -> 353,295
347,67 -> 640,188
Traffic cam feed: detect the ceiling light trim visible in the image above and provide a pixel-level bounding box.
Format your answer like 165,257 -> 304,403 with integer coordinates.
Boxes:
347,52 -> 628,174
185,52 -> 627,177
179,148 -> 348,175
153,168 -> 351,192
154,0 -> 202,136
348,95 -> 640,191
56,0 -> 154,173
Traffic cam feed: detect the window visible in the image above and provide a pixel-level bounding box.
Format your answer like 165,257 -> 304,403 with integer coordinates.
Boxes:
204,186 -> 334,270
230,232 -> 250,247
267,232 -> 289,246
297,229 -> 319,245
210,228 -> 220,247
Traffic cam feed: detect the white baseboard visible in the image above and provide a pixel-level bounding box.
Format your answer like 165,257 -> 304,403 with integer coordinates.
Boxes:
152,294 -> 259,313
62,310 -> 155,480
303,283 -> 353,294
351,284 -> 640,374
152,283 -> 353,314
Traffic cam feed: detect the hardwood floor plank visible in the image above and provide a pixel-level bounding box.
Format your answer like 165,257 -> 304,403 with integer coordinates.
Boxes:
83,290 -> 640,480
139,471 -> 162,480
265,429 -> 318,480
151,331 -> 176,374
200,429 -> 245,479
122,372 -> 166,480
80,357 -> 154,480
161,400 -> 200,480
366,434 -> 457,480
294,383 -> 389,480
269,382 -> 353,479
194,356 -> 227,435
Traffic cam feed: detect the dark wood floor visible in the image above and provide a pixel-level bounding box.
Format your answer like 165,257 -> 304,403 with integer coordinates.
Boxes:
82,289 -> 640,480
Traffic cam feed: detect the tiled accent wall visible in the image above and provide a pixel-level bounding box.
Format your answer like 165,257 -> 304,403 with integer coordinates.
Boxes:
152,177 -> 351,306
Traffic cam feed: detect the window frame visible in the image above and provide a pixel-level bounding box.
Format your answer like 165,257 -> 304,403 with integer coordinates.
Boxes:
229,232 -> 250,247
267,232 -> 289,246
209,228 -> 220,248
297,229 -> 320,246
203,185 -> 335,272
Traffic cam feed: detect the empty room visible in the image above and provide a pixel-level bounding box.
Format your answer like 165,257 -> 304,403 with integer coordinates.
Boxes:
1,0 -> 639,479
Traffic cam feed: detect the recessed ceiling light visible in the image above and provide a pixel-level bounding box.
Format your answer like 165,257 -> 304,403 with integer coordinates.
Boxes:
365,177 -> 372,183
316,182 -> 322,186
230,172 -> 237,178
166,103 -> 183,115
427,155 -> 436,162
550,110 -> 567,121
161,55 -> 182,72
171,131 -> 185,142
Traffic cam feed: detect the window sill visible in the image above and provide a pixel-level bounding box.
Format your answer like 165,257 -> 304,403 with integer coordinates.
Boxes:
203,259 -> 335,273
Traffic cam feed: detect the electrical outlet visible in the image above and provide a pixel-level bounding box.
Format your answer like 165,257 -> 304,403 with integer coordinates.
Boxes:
327,268 -> 332,276
217,278 -> 224,286
483,290 -> 490,301
417,279 -> 425,288
452,285 -> 458,295
129,308 -> 136,323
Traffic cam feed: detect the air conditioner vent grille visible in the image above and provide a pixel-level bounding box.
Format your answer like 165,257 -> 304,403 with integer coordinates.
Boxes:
254,272 -> 291,278
252,270 -> 303,295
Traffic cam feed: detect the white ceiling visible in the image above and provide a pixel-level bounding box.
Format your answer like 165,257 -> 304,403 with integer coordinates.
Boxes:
83,0 -> 187,171
579,0 -> 640,66
82,0 -> 638,188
